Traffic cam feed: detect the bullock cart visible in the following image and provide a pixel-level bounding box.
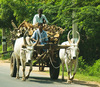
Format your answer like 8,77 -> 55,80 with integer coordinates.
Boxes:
10,20 -> 70,80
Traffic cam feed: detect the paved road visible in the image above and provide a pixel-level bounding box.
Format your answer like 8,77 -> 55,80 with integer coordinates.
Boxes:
0,62 -> 98,87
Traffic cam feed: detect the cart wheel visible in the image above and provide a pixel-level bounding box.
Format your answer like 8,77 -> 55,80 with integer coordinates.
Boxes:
49,57 -> 60,80
10,52 -> 17,77
39,66 -> 44,71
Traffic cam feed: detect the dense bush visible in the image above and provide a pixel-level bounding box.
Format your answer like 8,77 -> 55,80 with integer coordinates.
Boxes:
77,56 -> 87,74
88,59 -> 100,77
78,56 -> 100,77
0,30 -> 2,44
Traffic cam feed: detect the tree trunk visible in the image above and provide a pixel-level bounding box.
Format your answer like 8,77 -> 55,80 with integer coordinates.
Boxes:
2,28 -> 7,52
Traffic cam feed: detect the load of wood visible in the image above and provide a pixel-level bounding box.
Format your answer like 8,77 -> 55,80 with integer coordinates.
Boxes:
43,24 -> 64,44
11,20 -> 64,44
10,20 -> 37,39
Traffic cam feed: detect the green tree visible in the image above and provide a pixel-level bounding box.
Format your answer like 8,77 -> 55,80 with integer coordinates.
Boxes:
0,0 -> 15,29
0,0 -> 100,64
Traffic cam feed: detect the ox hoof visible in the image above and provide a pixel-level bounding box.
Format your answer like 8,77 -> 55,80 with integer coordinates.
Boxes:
22,77 -> 26,81
62,79 -> 64,81
70,76 -> 74,81
67,80 -> 72,84
25,76 -> 29,79
16,76 -> 20,79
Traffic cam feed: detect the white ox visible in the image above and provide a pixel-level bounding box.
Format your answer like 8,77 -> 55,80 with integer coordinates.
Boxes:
59,30 -> 80,83
14,31 -> 39,81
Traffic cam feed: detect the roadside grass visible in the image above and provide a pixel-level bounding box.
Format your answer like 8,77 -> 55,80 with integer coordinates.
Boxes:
75,72 -> 100,83
0,53 -> 11,60
0,44 -> 12,60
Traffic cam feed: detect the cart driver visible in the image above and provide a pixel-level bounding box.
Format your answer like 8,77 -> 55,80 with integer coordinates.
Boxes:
31,23 -> 48,45
33,8 -> 49,25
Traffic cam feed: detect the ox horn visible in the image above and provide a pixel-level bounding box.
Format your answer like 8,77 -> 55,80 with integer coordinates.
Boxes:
76,31 -> 80,44
32,33 -> 39,47
67,30 -> 72,44
23,30 -> 28,45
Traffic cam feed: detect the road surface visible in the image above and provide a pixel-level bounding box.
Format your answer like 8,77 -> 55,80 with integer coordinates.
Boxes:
0,62 -> 99,87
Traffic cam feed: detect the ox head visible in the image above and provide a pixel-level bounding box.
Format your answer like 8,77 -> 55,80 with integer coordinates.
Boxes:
21,46 -> 35,63
66,45 -> 79,60
21,30 -> 39,63
66,30 -> 80,60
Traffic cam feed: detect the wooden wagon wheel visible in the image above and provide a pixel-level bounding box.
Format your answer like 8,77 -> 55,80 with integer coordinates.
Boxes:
49,50 -> 60,80
10,52 -> 17,77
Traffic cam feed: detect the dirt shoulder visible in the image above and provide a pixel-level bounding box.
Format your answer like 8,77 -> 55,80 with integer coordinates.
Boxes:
0,59 -> 10,63
0,60 -> 100,87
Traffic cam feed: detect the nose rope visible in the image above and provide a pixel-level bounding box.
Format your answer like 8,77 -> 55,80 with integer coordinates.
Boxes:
23,50 -> 26,54
65,48 -> 71,60
49,56 -> 60,69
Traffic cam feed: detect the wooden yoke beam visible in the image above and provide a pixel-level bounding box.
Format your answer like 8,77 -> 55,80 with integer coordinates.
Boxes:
35,44 -> 70,50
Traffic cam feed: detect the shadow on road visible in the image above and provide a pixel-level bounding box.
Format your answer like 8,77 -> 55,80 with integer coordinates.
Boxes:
29,76 -> 67,84
29,76 -> 99,87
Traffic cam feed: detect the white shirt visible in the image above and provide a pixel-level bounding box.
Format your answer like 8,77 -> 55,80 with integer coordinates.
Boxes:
33,14 -> 48,25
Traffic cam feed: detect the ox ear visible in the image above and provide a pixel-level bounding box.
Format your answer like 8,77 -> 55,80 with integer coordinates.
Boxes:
22,45 -> 26,48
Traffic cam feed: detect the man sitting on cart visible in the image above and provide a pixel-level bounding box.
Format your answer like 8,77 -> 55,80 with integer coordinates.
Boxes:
31,23 -> 48,45
31,23 -> 48,54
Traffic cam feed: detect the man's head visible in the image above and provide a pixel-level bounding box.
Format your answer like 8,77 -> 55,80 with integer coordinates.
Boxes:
38,8 -> 43,14
38,23 -> 43,31
38,8 -> 43,17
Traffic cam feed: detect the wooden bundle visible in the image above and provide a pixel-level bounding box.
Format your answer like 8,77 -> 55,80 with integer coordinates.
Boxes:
11,20 -> 38,39
43,24 -> 64,44
18,20 -> 38,36
11,20 -> 64,44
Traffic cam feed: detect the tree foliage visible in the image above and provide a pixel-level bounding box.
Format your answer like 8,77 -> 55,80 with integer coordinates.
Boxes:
0,0 -> 100,65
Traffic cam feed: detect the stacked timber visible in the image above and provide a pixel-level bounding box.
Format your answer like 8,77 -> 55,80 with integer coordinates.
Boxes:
43,24 -> 64,44
11,20 -> 37,39
11,20 -> 64,44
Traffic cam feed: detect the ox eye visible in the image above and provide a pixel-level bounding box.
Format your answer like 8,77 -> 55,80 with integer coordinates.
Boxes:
25,50 -> 29,53
77,49 -> 80,52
